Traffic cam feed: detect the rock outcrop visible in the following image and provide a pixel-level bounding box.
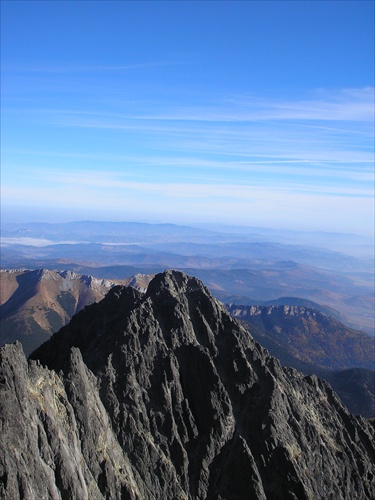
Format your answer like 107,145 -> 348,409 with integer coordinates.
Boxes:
1,270 -> 374,499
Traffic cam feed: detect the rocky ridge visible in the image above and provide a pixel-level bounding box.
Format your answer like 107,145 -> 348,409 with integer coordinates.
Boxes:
227,304 -> 374,371
226,304 -> 375,417
0,269 -> 151,356
0,270 -> 374,499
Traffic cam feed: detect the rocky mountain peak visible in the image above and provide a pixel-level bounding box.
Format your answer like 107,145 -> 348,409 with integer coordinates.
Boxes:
1,270 -> 374,499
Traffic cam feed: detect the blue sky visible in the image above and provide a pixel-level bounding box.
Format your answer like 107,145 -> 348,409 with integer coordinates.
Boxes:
1,1 -> 374,235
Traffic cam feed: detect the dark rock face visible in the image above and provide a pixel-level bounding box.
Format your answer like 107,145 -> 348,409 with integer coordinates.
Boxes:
0,269 -> 118,356
226,303 -> 375,417
1,270 -> 374,499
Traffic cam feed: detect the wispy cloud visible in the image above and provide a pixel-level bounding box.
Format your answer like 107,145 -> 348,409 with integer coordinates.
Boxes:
5,87 -> 373,124
129,87 -> 374,122
3,61 -> 180,74
2,81 -> 373,234
3,167 -> 371,200
9,113 -> 370,172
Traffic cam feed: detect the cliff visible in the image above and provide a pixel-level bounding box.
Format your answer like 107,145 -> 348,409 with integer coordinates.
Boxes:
1,271 -> 374,499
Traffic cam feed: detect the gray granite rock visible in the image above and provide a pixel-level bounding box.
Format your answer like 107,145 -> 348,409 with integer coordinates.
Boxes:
1,270 -> 374,499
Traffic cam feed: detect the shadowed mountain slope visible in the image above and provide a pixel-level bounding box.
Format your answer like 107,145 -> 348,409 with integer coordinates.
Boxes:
226,304 -> 374,371
1,271 -> 374,499
226,304 -> 375,417
0,269 -> 153,356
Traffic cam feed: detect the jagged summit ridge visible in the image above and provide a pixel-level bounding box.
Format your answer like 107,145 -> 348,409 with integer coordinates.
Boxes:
0,268 -> 152,356
31,270 -> 236,372
1,270 -> 374,499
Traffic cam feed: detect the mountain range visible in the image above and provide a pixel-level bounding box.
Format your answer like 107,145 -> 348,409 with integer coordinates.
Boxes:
226,304 -> 375,417
1,220 -> 373,335
0,269 -> 153,356
1,268 -> 374,419
1,271 -> 374,499
227,304 -> 374,371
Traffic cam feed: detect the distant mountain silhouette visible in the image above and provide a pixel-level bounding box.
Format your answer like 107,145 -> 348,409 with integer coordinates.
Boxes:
1,220 -> 374,335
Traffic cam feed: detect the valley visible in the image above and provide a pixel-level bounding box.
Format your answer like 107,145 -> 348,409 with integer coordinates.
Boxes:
1,267 -> 374,418
1,221 -> 374,419
1,221 -> 373,334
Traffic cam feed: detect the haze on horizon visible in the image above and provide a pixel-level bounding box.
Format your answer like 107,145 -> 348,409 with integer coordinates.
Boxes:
1,1 -> 374,237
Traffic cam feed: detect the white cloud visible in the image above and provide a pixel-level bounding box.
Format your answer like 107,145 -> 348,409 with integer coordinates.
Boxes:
129,87 -> 375,122
3,167 -> 373,201
2,85 -> 373,235
4,61 -> 180,74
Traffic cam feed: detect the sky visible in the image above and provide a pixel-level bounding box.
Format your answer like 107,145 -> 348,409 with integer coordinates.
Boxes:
1,0 -> 374,236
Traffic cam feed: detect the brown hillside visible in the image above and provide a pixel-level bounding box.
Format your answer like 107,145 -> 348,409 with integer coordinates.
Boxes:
0,269 -> 152,355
